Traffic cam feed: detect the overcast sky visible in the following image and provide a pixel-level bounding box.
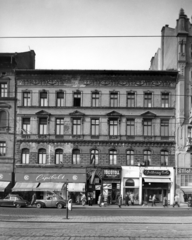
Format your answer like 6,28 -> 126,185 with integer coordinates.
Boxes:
1,0 -> 192,70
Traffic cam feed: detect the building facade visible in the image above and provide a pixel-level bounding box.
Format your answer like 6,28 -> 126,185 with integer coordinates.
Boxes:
149,9 -> 192,202
15,69 -> 177,204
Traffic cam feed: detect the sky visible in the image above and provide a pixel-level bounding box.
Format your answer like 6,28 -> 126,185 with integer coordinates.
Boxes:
1,0 -> 192,70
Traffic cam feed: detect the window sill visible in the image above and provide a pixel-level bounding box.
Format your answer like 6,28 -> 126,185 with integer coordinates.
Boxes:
21,135 -> 31,139
91,135 -> 99,139
55,135 -> 64,139
109,136 -> 119,139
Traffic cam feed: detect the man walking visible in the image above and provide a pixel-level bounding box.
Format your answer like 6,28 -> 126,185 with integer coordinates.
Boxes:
173,194 -> 180,207
125,193 -> 129,206
151,194 -> 156,207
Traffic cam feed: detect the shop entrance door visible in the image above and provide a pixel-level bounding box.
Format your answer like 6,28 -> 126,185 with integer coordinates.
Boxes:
143,188 -> 168,203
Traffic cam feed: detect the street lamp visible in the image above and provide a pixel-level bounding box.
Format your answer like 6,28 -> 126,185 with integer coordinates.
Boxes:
65,179 -> 68,219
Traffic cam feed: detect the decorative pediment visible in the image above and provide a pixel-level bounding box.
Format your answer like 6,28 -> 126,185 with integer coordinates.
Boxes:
106,111 -> 122,116
0,102 -> 11,109
69,110 -> 85,116
140,111 -> 156,118
35,110 -> 51,116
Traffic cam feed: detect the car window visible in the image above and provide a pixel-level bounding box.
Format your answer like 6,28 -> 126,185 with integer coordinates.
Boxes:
46,197 -> 52,200
16,196 -> 23,200
10,197 -> 16,200
4,196 -> 10,200
53,197 -> 57,201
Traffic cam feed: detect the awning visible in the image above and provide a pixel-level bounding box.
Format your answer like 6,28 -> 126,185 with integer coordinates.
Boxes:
68,183 -> 85,192
0,181 -> 11,192
36,182 -> 65,191
144,178 -> 171,183
12,182 -> 39,192
181,188 -> 192,194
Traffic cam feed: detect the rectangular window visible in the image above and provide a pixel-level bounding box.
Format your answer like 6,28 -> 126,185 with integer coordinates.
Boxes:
91,119 -> 99,135
127,92 -> 135,107
73,119 -> 81,135
110,92 -> 118,107
161,93 -> 169,108
56,92 -> 64,107
74,92 -> 81,107
143,119 -> 152,136
92,92 -> 99,107
181,175 -> 192,186
56,118 -> 64,135
161,120 -> 169,136
127,119 -> 135,136
40,92 -> 48,107
0,83 -> 8,97
127,150 -> 134,165
22,118 -> 30,134
109,119 -> 118,136
144,150 -> 151,166
23,92 -> 31,106
144,93 -> 152,107
39,118 -> 47,135
0,142 -> 6,156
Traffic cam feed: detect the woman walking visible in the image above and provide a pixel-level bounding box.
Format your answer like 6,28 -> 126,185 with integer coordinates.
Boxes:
118,195 -> 122,208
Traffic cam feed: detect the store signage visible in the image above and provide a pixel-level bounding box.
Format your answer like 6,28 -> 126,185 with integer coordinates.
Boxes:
143,169 -> 170,176
0,172 -> 12,181
103,169 -> 121,179
177,168 -> 192,174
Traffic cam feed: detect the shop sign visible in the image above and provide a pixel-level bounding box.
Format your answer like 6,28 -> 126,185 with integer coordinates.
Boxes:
143,169 -> 170,176
0,172 -> 12,181
103,169 -> 121,179
177,168 -> 192,174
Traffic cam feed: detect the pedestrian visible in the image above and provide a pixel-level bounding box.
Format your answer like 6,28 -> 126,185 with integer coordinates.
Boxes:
125,193 -> 129,206
118,195 -> 122,208
98,194 -> 102,207
151,194 -> 156,207
188,196 -> 192,210
130,192 -> 135,205
173,194 -> 180,207
81,193 -> 86,206
31,192 -> 36,206
142,194 -> 148,207
87,193 -> 91,206
163,196 -> 168,207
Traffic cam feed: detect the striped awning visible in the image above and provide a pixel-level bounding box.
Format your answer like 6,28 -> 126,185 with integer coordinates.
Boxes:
0,182 -> 11,192
12,182 -> 39,192
36,182 -> 65,191
144,178 -> 171,183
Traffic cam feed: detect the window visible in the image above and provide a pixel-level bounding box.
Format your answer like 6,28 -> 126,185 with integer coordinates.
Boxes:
0,83 -> 8,97
40,91 -> 48,107
127,92 -> 135,107
23,92 -> 31,106
74,92 -> 81,107
109,119 -> 118,136
22,148 -> 29,164
39,118 -> 47,135
109,150 -> 117,165
110,92 -> 118,107
55,149 -> 63,164
144,150 -> 151,166
143,119 -> 152,136
127,119 -> 135,136
56,91 -> 64,107
0,142 -> 6,156
38,149 -> 46,164
92,92 -> 99,107
72,149 -> 80,164
72,119 -> 81,135
161,150 -> 168,166
22,118 -> 30,134
127,150 -> 134,165
161,93 -> 169,108
56,118 -> 64,135
181,175 -> 192,186
91,119 -> 99,136
90,149 -> 99,165
0,111 -> 7,129
144,92 -> 152,107
161,120 -> 169,136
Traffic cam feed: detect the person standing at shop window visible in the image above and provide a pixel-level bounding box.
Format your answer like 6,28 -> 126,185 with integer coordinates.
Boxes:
151,194 -> 156,207
173,194 -> 180,207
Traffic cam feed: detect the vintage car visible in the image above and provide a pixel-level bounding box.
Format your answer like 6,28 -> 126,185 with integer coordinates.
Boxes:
35,195 -> 66,209
0,194 -> 29,208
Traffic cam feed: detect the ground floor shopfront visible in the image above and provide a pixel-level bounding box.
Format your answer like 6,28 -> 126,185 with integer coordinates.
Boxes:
0,172 -> 12,198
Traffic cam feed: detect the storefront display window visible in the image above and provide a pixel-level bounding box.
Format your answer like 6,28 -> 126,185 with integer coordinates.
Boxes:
123,178 -> 139,203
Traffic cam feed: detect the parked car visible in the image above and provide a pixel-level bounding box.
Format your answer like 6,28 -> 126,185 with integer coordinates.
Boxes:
0,194 -> 29,208
35,195 -> 66,209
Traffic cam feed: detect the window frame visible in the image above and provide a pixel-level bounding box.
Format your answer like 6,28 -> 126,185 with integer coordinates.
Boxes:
72,149 -> 80,164
126,119 -> 135,136
0,110 -> 8,130
90,149 -> 99,165
0,142 -> 6,156
38,148 -> 46,164
55,118 -> 64,135
73,91 -> 82,107
143,150 -> 151,166
56,91 -> 65,107
161,119 -> 169,137
109,149 -> 117,165
55,148 -> 63,164
0,82 -> 8,97
109,118 -> 118,136
91,91 -> 100,107
39,90 -> 48,107
22,118 -> 30,135
161,93 -> 169,108
23,91 -> 31,107
21,148 -> 29,164
39,118 -> 48,135
110,91 -> 119,107
144,92 -> 152,108
143,119 -> 152,136
91,118 -> 99,136
127,92 -> 136,107
127,150 -> 134,165
161,150 -> 168,166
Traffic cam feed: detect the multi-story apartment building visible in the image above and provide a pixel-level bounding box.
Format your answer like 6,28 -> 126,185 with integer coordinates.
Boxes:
150,8 -> 192,202
0,51 -> 35,196
14,69 -> 177,204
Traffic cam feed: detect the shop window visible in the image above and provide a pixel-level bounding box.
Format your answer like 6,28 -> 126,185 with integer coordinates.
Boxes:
144,92 -> 152,107
91,119 -> 99,136
22,148 -> 29,164
0,111 -> 7,130
92,91 -> 99,107
90,149 -> 99,165
0,142 -> 6,156
23,91 -> 31,106
109,149 -> 117,165
73,92 -> 81,107
161,93 -> 169,108
72,118 -> 81,135
127,92 -> 135,107
22,118 -> 30,135
72,149 -> 80,164
109,119 -> 118,136
143,119 -> 152,136
127,150 -> 134,165
161,150 -> 168,166
40,91 -> 48,107
38,148 -> 46,164
110,92 -> 118,107
144,150 -> 151,166
0,83 -> 8,97
39,118 -> 47,135
126,119 -> 135,136
55,149 -> 63,164
125,179 -> 135,187
161,120 -> 169,136
56,118 -> 64,135
56,91 -> 64,107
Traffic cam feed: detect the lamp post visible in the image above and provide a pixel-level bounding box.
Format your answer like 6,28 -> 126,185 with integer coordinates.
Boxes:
65,179 -> 68,219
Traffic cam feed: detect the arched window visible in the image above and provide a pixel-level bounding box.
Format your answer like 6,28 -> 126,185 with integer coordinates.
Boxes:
72,149 -> 80,164
55,149 -> 63,164
22,148 -> 29,164
125,178 -> 135,187
90,149 -> 99,165
38,148 -> 46,164
161,150 -> 168,166
0,111 -> 7,129
109,149 -> 117,165
127,150 -> 134,165
144,150 -> 151,166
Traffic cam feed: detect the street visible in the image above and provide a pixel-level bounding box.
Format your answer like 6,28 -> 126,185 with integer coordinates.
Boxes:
1,206 -> 192,239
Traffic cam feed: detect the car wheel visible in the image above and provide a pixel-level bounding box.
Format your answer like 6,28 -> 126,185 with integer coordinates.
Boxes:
15,203 -> 21,208
36,203 -> 42,208
57,203 -> 63,209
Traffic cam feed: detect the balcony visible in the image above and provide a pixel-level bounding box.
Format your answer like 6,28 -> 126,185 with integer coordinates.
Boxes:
21,134 -> 31,139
